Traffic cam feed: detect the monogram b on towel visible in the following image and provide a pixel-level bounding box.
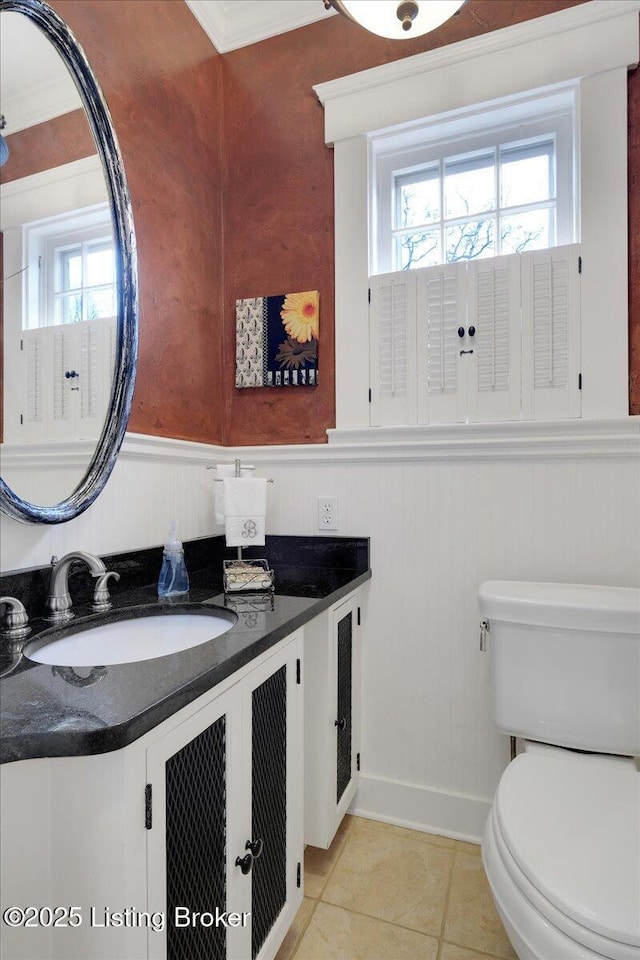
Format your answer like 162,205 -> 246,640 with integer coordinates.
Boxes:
223,477 -> 267,547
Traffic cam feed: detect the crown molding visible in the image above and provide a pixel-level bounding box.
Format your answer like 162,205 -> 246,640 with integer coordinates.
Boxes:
2,74 -> 81,136
184,0 -> 226,52
314,0 -> 640,109
184,0 -> 335,54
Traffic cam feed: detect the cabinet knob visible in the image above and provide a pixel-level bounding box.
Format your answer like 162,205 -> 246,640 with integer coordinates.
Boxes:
335,717 -> 347,732
64,370 -> 79,379
235,853 -> 253,875
246,837 -> 264,860
457,327 -> 465,338
468,325 -> 476,337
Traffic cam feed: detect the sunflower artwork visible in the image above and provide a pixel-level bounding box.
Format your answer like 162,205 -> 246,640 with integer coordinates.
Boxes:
235,290 -> 319,388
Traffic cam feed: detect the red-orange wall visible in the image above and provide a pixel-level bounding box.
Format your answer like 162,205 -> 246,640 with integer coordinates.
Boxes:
223,0 -> 638,445
2,0 -> 638,448
49,0 -> 225,444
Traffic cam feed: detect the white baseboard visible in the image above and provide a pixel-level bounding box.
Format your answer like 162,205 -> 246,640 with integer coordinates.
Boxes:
350,773 -> 492,845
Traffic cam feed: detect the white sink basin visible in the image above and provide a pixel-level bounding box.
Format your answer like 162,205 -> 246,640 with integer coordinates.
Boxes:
25,608 -> 237,666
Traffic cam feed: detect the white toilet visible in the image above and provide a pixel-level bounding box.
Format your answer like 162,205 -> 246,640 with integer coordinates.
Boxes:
479,581 -> 640,960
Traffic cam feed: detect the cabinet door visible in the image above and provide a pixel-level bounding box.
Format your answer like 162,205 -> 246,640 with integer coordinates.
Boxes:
146,686 -> 244,960
332,594 -> 361,820
243,640 -> 303,960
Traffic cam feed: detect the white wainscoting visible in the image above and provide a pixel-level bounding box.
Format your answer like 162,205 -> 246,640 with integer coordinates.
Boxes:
2,422 -> 639,840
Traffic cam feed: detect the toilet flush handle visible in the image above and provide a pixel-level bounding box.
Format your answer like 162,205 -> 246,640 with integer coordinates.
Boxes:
479,620 -> 490,652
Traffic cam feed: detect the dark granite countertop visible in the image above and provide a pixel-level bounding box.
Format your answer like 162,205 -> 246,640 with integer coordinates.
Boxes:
0,536 -> 370,765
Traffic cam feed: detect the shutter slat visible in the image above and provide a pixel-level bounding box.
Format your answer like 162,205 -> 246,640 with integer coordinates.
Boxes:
79,324 -> 98,420
475,262 -> 512,394
522,243 -> 581,420
26,334 -> 44,423
369,272 -> 417,425
416,262 -> 465,424
424,273 -> 459,395
467,253 -> 521,423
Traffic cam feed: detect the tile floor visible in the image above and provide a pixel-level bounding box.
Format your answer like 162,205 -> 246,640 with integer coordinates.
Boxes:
276,815 -> 517,960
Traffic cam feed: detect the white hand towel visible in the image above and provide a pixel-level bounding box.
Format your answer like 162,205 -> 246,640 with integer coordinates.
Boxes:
214,464 -> 253,524
223,477 -> 267,547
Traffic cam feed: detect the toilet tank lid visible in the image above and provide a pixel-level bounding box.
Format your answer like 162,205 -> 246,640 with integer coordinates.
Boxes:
479,581 -> 640,634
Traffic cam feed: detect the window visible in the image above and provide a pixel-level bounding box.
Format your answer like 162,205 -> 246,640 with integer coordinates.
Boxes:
24,204 -> 115,330
50,231 -> 116,326
393,137 -> 556,270
316,0 -> 635,429
372,92 -> 576,276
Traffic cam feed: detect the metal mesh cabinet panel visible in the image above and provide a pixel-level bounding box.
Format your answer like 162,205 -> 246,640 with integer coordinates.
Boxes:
165,716 -> 226,960
336,611 -> 353,803
251,665 -> 287,959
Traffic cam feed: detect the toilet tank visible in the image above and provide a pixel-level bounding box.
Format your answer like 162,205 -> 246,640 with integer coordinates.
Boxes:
479,581 -> 640,756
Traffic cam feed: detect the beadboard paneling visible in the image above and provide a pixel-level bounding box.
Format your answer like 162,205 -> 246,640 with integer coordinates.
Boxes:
2,433 -> 638,839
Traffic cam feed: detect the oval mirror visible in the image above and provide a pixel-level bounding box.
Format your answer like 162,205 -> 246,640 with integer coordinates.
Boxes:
0,0 -> 137,524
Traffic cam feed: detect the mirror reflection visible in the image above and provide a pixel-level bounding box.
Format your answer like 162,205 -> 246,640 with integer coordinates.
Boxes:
1,10 -> 117,508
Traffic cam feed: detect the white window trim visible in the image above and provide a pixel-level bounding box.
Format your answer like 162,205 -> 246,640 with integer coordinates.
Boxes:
313,0 -> 640,433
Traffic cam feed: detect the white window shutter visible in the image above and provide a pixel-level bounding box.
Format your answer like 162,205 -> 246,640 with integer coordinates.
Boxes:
78,316 -> 117,438
369,271 -> 417,425
79,322 -> 98,423
21,329 -> 55,442
521,243 -> 581,420
415,262 -> 466,424
53,327 -> 75,425
25,333 -> 45,426
466,254 -> 522,423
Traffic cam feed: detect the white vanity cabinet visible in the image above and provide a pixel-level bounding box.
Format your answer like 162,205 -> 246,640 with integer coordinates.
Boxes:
146,634 -> 303,960
303,589 -> 363,849
0,631 -> 303,960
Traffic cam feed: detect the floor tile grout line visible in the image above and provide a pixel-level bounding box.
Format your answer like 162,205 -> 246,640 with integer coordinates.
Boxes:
292,821 -> 357,960
438,845 -> 459,943
317,894 -> 446,943
442,935 -> 516,960
300,820 -> 498,960
288,898 -> 319,960
317,819 -> 459,943
306,819 -> 355,900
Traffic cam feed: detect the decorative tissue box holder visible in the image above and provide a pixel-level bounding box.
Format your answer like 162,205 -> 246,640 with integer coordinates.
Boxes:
223,559 -> 275,593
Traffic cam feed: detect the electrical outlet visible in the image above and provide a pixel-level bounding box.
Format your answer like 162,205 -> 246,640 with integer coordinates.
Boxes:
317,496 -> 338,531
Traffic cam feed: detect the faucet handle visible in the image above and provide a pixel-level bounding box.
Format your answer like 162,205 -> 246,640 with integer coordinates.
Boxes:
0,597 -> 31,641
91,571 -> 120,613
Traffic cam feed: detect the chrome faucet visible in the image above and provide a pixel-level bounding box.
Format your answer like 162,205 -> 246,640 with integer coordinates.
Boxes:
0,597 -> 31,641
45,551 -> 107,623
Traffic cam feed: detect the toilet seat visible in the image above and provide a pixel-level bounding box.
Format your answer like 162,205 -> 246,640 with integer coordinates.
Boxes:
483,752 -> 640,960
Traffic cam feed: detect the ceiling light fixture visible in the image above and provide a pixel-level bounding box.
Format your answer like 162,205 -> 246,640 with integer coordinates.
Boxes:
323,0 -> 466,40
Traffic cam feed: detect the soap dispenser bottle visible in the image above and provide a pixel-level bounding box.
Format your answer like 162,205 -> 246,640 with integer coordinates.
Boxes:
157,520 -> 189,598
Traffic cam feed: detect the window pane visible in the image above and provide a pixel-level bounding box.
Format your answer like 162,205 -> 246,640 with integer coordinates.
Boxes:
396,170 -> 440,228
500,208 -> 553,254
444,151 -> 495,219
60,249 -> 82,292
56,293 -> 82,325
445,219 -> 495,262
500,140 -> 554,208
87,287 -> 116,320
397,230 -> 441,270
86,243 -> 115,286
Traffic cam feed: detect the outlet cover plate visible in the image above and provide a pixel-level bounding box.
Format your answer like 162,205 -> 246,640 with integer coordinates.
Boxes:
317,496 -> 338,531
